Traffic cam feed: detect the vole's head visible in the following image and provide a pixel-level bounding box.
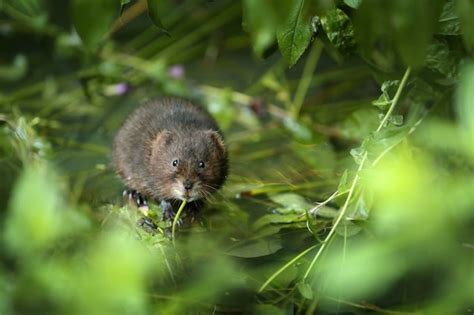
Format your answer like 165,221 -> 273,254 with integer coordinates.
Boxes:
148,129 -> 227,201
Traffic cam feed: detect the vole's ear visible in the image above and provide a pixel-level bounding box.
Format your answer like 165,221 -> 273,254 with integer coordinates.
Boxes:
206,130 -> 226,154
152,130 -> 174,148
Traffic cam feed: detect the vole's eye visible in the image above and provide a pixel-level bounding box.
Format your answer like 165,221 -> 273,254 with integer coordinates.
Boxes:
172,159 -> 179,167
198,161 -> 205,168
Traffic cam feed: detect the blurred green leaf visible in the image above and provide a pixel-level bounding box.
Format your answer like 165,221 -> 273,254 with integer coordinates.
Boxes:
457,0 -> 474,54
147,0 -> 169,35
242,0 -> 285,56
270,192 -> 312,214
4,164 -> 87,255
297,281 -> 313,299
335,219 -> 363,237
253,305 -> 286,315
292,141 -> 336,174
0,55 -> 28,82
276,0 -> 312,67
253,213 -> 304,230
226,239 -> 282,258
355,0 -> 443,67
71,0 -> 118,50
319,243 -> 405,300
344,0 -> 361,9
34,226 -> 155,315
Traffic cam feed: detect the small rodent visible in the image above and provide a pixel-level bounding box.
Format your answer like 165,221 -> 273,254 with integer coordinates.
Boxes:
112,97 -> 228,221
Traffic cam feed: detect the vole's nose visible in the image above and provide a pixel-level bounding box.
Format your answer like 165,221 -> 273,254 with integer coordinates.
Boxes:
183,180 -> 193,190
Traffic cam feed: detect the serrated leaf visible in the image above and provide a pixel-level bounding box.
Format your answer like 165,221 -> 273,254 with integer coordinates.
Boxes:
147,0 -> 169,34
226,239 -> 282,258
320,8 -> 356,55
425,38 -> 460,80
276,0 -> 312,67
297,282 -> 313,299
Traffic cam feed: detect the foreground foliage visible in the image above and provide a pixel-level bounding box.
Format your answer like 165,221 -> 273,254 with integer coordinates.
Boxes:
1,0 -> 473,314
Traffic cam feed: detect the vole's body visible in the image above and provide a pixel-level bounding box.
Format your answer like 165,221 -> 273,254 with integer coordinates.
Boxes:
112,98 -> 227,219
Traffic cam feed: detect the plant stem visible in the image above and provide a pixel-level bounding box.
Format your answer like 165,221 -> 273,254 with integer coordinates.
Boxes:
376,68 -> 411,132
291,40 -> 323,119
258,244 -> 319,293
302,67 -> 411,280
172,199 -> 187,244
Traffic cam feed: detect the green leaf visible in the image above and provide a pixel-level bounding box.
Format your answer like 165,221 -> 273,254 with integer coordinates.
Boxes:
253,213 -> 304,230
344,0 -> 362,9
320,8 -> 356,55
391,0 -> 443,67
4,164 -> 88,255
146,0 -> 169,35
226,239 -> 282,258
276,0 -> 312,67
72,0 -> 118,50
242,0 -> 287,56
437,0 -> 460,35
297,282 -> 313,299
269,192 -> 312,214
0,55 -> 28,82
457,0 -> 474,54
336,219 -> 363,236
425,38 -> 460,80
355,0 -> 443,67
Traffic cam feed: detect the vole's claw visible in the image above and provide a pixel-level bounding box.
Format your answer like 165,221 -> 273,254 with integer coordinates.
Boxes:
122,189 -> 149,215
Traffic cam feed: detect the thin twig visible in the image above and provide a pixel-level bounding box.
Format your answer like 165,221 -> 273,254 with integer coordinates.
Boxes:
258,244 -> 319,292
172,199 -> 187,245
292,40 -> 324,119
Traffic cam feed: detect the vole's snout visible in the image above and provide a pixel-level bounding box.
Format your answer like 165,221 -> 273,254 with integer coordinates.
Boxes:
183,180 -> 193,191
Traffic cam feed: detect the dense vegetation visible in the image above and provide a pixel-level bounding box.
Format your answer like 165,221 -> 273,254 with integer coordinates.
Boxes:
1,0 -> 473,314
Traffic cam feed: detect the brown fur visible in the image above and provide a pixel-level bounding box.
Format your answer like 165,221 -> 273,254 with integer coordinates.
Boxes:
112,98 -> 228,202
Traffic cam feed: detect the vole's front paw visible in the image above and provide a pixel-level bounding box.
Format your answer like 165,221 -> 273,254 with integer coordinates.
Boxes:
160,200 -> 183,225
162,208 -> 183,226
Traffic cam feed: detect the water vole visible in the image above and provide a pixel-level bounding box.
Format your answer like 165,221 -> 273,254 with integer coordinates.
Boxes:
112,97 -> 228,221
